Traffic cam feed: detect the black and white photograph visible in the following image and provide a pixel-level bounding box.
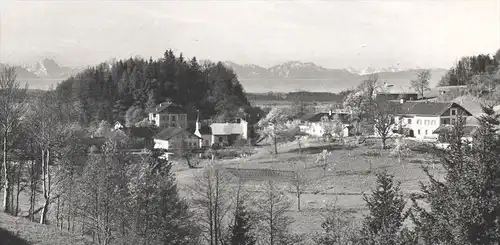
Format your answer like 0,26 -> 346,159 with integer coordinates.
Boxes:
0,1 -> 499,244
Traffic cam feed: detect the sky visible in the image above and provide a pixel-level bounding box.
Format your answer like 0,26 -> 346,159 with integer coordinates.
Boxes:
0,0 -> 499,70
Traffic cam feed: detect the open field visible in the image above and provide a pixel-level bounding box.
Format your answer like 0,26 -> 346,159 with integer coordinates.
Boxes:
173,137 -> 446,237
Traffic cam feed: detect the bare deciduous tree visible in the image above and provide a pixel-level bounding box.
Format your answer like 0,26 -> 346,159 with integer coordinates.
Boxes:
254,180 -> 294,245
0,67 -> 27,214
26,92 -> 73,224
373,101 -> 401,149
289,161 -> 311,211
190,163 -> 235,245
410,69 -> 431,98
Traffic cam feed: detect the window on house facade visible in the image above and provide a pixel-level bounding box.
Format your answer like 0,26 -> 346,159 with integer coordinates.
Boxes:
451,109 -> 457,116
442,118 -> 450,125
424,120 -> 428,125
417,119 -> 421,125
418,129 -> 421,135
452,118 -> 456,124
425,130 -> 428,135
408,119 -> 412,124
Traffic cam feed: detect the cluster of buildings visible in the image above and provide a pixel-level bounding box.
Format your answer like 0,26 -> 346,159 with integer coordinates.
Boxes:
294,87 -> 476,145
110,84 -> 477,159
113,101 -> 250,159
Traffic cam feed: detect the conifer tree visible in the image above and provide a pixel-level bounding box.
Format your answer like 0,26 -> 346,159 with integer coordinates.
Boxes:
410,106 -> 500,244
361,170 -> 407,245
228,199 -> 256,245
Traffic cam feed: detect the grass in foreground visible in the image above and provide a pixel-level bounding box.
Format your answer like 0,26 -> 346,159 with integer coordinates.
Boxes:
0,212 -> 92,245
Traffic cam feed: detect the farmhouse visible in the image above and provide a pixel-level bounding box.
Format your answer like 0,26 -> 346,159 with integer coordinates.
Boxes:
392,100 -> 473,140
146,101 -> 187,128
153,127 -> 202,159
299,111 -> 352,137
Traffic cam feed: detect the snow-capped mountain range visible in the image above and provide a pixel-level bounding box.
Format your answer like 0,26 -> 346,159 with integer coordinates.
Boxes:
216,60 -> 448,93
0,59 -> 83,79
219,60 -> 437,79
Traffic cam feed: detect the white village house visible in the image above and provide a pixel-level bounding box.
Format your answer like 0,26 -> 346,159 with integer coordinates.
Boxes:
299,110 -> 352,138
146,101 -> 188,129
209,118 -> 248,146
388,100 -> 473,140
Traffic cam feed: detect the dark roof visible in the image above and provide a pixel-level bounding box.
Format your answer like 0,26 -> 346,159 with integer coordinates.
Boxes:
199,125 -> 211,135
398,101 -> 472,117
146,102 -> 185,114
301,112 -> 350,123
155,127 -> 201,141
433,124 -> 478,137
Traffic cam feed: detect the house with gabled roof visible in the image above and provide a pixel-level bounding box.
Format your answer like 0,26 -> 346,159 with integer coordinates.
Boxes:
153,127 -> 202,159
393,100 -> 473,140
154,127 -> 201,150
146,101 -> 187,128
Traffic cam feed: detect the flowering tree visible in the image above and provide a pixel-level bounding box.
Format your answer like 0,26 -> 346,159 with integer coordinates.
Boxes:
257,108 -> 297,155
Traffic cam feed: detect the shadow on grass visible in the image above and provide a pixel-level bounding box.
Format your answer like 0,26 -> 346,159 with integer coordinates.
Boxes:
0,228 -> 30,245
288,144 -> 344,154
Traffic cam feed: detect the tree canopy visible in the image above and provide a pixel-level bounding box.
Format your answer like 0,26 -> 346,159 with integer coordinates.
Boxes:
55,50 -> 251,126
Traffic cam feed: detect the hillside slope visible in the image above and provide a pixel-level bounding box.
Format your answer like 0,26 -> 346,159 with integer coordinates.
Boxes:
0,213 -> 92,245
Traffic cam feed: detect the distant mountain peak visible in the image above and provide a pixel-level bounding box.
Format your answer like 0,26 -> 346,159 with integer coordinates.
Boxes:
11,58 -> 82,79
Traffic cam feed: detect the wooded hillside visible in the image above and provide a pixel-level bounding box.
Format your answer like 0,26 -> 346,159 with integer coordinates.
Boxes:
55,50 -> 251,126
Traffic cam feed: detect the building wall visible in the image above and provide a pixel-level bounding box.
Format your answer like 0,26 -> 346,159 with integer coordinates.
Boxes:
211,135 -> 230,145
201,134 -> 212,147
411,116 -> 440,139
153,135 -> 200,151
153,139 -> 169,150
299,122 -> 350,137
149,113 -> 188,128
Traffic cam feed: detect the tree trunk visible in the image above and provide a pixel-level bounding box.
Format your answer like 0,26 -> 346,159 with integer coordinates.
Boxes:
56,196 -> 60,228
3,135 -> 11,214
297,186 -> 301,211
274,136 -> 278,155
40,149 -> 50,224
298,138 -> 302,155
15,164 -> 21,216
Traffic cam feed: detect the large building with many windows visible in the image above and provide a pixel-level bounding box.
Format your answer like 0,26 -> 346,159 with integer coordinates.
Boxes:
146,101 -> 188,129
391,100 -> 472,140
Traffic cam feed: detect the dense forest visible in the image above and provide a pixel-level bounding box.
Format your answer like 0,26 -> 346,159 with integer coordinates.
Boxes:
438,52 -> 499,87
55,50 -> 253,127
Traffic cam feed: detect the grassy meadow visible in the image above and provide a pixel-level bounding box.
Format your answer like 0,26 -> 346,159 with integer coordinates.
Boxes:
172,136 -> 445,239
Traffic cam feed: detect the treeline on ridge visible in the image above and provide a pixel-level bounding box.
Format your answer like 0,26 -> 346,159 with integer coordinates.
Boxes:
54,49 -> 252,127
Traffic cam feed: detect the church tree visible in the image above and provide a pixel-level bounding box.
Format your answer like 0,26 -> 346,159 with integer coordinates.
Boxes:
55,50 -> 251,126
